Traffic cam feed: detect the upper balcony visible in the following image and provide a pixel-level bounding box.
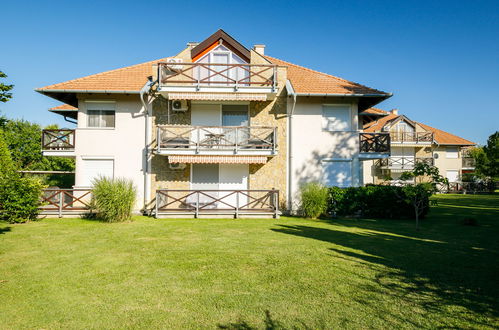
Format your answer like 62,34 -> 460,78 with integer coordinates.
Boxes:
41,129 -> 75,157
157,125 -> 277,156
390,131 -> 433,145
359,132 -> 391,159
157,62 -> 278,98
462,157 -> 475,170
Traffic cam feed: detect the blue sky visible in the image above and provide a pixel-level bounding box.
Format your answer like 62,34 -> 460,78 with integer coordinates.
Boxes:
1,0 -> 498,144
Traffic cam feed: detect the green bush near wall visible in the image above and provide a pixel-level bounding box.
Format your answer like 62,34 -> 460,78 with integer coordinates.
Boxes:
92,177 -> 137,222
328,185 -> 429,219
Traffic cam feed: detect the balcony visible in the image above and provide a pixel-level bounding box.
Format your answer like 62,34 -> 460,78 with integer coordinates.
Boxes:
359,133 -> 390,158
41,129 -> 75,157
39,188 -> 92,217
157,62 -> 278,98
157,125 -> 277,156
377,157 -> 434,170
155,189 -> 279,218
390,132 -> 433,145
462,157 -> 475,169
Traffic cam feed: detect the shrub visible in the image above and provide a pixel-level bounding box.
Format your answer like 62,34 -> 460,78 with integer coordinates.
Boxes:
0,173 -> 44,223
299,182 -> 328,218
92,177 -> 137,222
327,185 -> 430,220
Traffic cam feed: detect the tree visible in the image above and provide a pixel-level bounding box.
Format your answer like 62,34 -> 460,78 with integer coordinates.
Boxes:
0,128 -> 14,176
399,162 -> 447,230
471,131 -> 499,179
2,119 -> 75,187
0,71 -> 14,103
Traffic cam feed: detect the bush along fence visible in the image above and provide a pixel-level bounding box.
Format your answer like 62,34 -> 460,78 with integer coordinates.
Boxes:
327,185 -> 429,220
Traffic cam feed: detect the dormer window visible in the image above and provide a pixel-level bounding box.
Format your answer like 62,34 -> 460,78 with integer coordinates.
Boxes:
194,44 -> 249,85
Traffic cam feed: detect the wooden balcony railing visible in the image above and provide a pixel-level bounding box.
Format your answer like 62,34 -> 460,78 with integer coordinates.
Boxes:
377,157 -> 434,169
155,189 -> 279,218
39,188 -> 92,217
158,62 -> 278,91
42,129 -> 75,151
462,157 -> 475,168
359,133 -> 390,153
157,125 -> 277,154
390,131 -> 433,143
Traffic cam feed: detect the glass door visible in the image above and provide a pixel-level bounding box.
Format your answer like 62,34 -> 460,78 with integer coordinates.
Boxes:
222,105 -> 249,146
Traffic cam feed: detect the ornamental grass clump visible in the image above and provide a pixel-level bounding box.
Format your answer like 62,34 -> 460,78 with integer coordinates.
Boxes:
91,177 -> 136,222
300,182 -> 329,219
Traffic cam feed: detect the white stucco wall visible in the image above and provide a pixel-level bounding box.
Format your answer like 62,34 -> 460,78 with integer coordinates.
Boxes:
288,97 -> 361,211
74,94 -> 146,211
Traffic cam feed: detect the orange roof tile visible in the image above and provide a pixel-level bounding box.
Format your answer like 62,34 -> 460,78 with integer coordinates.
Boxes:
417,122 -> 475,146
363,112 -> 475,145
49,104 -> 77,111
265,56 -> 389,95
37,58 -> 169,92
361,107 -> 389,115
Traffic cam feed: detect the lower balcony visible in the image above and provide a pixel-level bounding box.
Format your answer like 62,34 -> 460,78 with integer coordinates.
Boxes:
377,157 -> 434,170
41,129 -> 75,157
39,188 -> 92,217
157,125 -> 277,156
359,133 -> 391,159
155,189 -> 280,218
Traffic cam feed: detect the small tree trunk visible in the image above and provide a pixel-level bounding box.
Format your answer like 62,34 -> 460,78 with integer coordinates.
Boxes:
414,203 -> 419,230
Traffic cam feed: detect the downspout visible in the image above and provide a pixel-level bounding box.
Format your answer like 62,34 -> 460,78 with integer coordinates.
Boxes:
139,76 -> 157,214
286,79 -> 297,213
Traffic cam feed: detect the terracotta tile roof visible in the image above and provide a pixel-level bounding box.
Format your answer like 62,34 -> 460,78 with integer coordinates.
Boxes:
417,122 -> 475,146
37,58 -> 169,92
264,56 -> 390,95
49,104 -> 77,111
363,113 -> 398,132
363,112 -> 475,146
361,107 -> 389,115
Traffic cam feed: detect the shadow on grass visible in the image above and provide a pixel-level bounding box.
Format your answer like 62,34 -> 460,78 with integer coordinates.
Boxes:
272,197 -> 499,327
0,226 -> 11,235
218,310 -> 291,330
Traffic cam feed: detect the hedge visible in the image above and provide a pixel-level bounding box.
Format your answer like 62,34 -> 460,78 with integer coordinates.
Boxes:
327,185 -> 429,219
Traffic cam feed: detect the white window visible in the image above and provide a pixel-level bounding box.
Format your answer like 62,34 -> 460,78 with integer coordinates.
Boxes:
82,159 -> 114,187
322,160 -> 353,187
322,105 -> 351,131
86,102 -> 116,128
446,170 -> 459,183
446,147 -> 458,159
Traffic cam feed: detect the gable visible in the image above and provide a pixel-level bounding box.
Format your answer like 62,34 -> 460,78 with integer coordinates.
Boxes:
191,29 -> 250,62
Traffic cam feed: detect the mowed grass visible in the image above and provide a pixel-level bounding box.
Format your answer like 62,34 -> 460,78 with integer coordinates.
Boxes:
0,194 -> 498,329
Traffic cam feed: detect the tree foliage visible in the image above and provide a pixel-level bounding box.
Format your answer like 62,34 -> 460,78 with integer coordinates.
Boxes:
399,163 -> 447,230
470,131 -> 499,179
0,71 -> 14,103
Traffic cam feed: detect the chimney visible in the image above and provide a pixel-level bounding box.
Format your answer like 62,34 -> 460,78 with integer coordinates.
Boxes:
390,108 -> 399,115
187,42 -> 199,48
253,44 -> 266,55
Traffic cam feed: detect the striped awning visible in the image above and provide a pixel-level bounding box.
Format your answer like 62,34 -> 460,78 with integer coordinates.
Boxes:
167,92 -> 267,101
168,155 -> 268,164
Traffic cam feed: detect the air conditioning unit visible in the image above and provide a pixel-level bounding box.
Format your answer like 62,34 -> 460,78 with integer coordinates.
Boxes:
167,58 -> 183,71
171,100 -> 188,112
169,163 -> 186,170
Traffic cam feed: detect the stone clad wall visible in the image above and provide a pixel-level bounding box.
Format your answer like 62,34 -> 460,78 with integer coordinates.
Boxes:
150,96 -> 191,194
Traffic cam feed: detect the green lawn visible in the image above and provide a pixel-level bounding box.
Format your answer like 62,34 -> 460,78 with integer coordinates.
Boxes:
1,194 -> 498,329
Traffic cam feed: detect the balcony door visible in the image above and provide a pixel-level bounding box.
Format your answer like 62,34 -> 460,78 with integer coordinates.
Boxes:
191,164 -> 248,209
222,105 -> 249,146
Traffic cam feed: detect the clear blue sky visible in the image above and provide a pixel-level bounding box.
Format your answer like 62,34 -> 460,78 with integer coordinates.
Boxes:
1,0 -> 498,144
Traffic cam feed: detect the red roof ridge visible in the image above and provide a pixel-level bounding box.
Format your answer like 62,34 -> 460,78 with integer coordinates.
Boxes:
264,55 -> 388,94
37,57 -> 170,91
